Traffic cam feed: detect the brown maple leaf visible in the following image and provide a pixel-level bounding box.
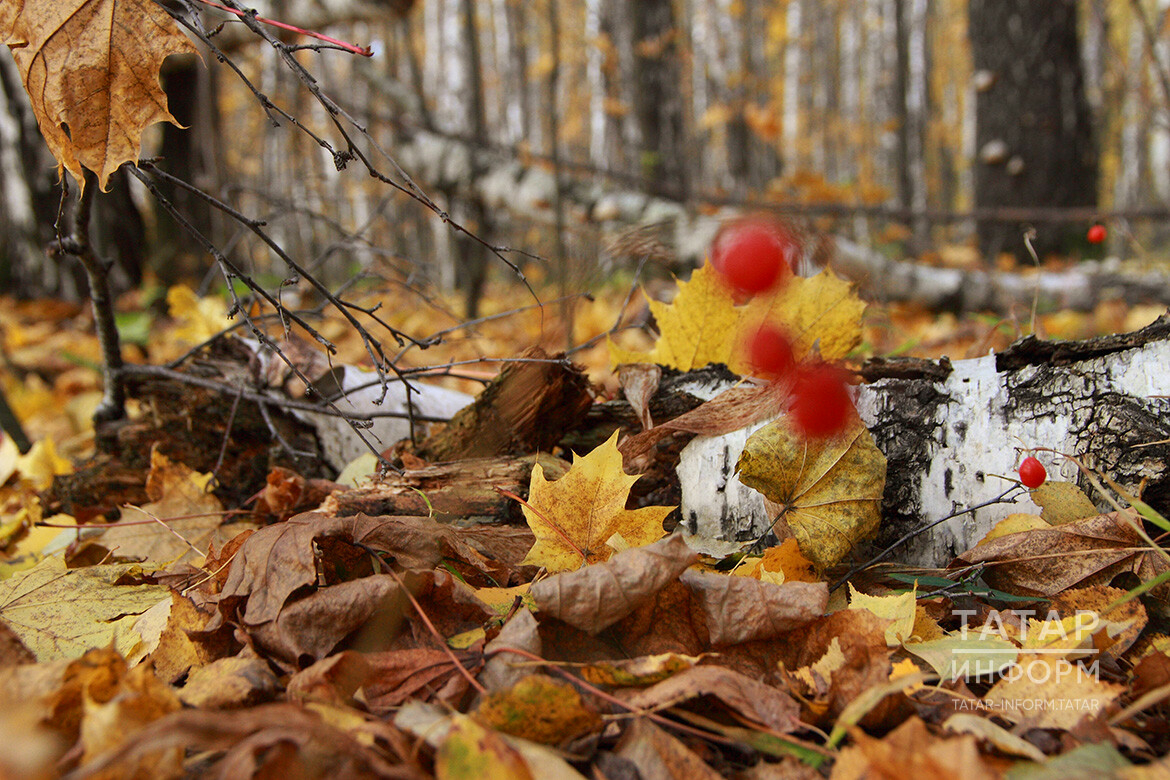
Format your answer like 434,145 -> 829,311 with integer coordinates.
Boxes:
1,0 -> 197,190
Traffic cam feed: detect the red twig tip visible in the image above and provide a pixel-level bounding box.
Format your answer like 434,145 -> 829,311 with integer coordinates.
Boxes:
193,0 -> 374,57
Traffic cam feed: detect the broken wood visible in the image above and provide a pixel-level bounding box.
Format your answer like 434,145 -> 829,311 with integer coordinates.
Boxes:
318,454 -> 570,524
417,346 -> 592,462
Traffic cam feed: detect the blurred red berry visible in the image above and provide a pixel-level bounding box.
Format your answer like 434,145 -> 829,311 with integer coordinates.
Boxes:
1018,456 -> 1047,488
747,324 -> 796,379
1087,224 -> 1106,244
711,219 -> 797,295
790,363 -> 854,438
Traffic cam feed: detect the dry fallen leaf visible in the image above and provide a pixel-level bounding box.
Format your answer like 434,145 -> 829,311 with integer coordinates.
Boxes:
530,535 -> 698,633
217,512 -> 446,627
437,713 -> 535,780
737,270 -> 865,367
982,657 -> 1124,731
680,569 -> 827,645
956,510 -> 1168,598
100,450 -> 238,566
473,674 -> 602,745
622,665 -> 801,734
737,416 -> 886,569
615,717 -> 724,780
608,263 -> 739,371
0,0 -> 198,190
835,716 -> 998,780
521,432 -> 673,573
0,557 -> 169,661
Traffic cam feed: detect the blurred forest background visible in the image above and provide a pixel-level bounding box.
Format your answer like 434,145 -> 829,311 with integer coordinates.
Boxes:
2,0 -> 1169,322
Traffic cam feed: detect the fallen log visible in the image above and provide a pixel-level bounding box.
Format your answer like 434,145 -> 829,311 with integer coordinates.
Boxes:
676,315 -> 1170,567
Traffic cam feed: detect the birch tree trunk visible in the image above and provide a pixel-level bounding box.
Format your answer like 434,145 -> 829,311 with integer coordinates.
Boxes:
677,316 -> 1170,567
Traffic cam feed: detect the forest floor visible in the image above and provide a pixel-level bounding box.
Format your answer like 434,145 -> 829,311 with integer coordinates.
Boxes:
2,266 -> 1170,779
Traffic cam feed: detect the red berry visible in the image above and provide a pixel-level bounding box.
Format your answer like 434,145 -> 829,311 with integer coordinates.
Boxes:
1018,456 -> 1047,488
747,324 -> 796,379
789,364 -> 854,438
1087,224 -> 1106,244
711,220 -> 797,295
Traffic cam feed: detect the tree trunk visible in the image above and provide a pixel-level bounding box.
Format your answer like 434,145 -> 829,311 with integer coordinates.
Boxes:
968,0 -> 1097,260
677,316 -> 1170,567
631,0 -> 689,201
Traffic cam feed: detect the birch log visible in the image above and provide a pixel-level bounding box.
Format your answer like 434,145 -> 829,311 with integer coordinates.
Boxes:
677,315 -> 1170,567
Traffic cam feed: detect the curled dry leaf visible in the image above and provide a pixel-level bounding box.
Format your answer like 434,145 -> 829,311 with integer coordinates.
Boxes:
217,513 -> 446,627
0,0 -> 198,191
838,716 -> 998,780
615,718 -> 723,780
178,657 -> 280,710
480,609 -> 542,694
530,535 -> 698,634
955,510 -> 1170,599
621,665 -> 801,734
618,381 -> 789,467
737,415 -> 886,569
286,651 -> 374,705
680,569 -> 827,646
363,647 -> 482,713
68,703 -> 418,780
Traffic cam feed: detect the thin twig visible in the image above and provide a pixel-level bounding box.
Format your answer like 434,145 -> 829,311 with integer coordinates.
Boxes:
829,487 -> 1021,592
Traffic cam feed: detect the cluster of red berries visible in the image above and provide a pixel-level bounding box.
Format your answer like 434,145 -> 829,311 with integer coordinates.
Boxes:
711,217 -> 854,438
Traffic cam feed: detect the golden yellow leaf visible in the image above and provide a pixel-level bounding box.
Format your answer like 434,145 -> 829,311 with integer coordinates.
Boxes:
738,270 -> 865,366
1,0 -> 198,191
849,583 -> 916,645
737,416 -> 885,569
977,513 -> 1048,545
167,285 -> 229,345
609,263 -> 866,378
15,437 -> 72,491
608,263 -> 739,371
521,432 -> 672,573
1031,481 -> 1099,526
99,450 -> 237,567
0,556 -> 170,660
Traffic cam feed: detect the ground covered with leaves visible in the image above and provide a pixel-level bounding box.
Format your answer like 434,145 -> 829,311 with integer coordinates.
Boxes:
3,273 -> 1170,780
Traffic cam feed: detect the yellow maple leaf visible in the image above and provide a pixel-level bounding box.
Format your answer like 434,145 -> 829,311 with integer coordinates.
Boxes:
608,263 -> 739,371
167,285 -> 229,345
610,263 -> 866,377
521,432 -> 673,573
737,270 -> 865,367
1,0 -> 198,190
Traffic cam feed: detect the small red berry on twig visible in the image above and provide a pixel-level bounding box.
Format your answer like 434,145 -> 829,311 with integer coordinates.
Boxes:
1018,455 -> 1047,488
1087,224 -> 1106,244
